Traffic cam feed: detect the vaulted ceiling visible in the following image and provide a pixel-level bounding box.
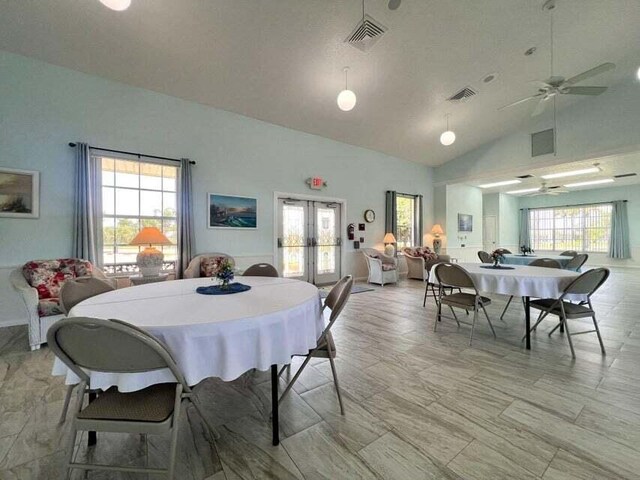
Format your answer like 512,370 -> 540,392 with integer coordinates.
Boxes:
1,0 -> 639,166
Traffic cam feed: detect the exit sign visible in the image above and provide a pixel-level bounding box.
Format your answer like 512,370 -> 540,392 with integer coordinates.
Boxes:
306,177 -> 327,190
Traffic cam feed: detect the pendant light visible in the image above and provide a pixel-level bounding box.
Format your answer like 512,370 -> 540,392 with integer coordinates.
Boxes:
99,0 -> 131,11
337,67 -> 357,112
440,114 -> 456,146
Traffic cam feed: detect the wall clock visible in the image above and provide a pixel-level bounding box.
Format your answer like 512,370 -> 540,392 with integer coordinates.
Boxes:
364,209 -> 375,223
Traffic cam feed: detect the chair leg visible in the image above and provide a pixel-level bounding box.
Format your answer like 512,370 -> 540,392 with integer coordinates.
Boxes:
499,296 -> 513,321
279,354 -> 313,403
64,425 -> 78,479
481,304 -> 496,338
434,297 -> 442,332
422,283 -> 429,307
328,355 -> 345,415
548,320 -> 562,336
449,306 -> 461,327
469,308 -> 478,346
278,363 -> 290,378
59,384 -> 75,424
167,405 -> 182,480
562,318 -> 576,358
592,315 -> 606,355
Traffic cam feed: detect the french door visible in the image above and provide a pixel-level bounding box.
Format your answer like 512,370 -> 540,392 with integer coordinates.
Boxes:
277,198 -> 342,285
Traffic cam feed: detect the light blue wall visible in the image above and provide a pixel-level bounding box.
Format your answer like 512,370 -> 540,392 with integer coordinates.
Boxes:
0,51 -> 434,273
499,193 -> 520,247
434,77 -> 640,185
518,184 -> 640,266
445,184 -> 483,249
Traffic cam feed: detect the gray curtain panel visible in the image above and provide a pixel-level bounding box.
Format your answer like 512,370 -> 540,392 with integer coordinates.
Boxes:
519,208 -> 531,249
609,200 -> 630,259
177,158 -> 195,278
385,190 -> 397,237
72,143 -> 102,265
415,194 -> 424,247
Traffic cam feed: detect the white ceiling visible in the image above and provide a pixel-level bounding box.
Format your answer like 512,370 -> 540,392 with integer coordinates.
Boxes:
468,151 -> 640,194
0,0 -> 639,166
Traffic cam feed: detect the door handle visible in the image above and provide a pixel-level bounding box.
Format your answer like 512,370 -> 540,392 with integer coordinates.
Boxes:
311,238 -> 317,247
277,237 -> 283,248
307,238 -> 312,247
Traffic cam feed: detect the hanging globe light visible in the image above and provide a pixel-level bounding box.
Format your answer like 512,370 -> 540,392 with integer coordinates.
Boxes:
99,0 -> 131,11
337,67 -> 357,112
440,114 -> 456,146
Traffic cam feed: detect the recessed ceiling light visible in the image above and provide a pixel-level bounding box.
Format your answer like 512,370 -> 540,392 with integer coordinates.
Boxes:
541,167 -> 601,179
505,187 -> 540,195
478,180 -> 521,189
636,66 -> 640,81
564,179 -> 614,188
99,0 -> 131,11
482,73 -> 498,84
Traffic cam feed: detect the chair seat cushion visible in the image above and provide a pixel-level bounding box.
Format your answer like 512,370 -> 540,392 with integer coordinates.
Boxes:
530,298 -> 593,316
200,256 -> 227,277
77,383 -> 177,422
441,292 -> 491,308
38,298 -> 63,317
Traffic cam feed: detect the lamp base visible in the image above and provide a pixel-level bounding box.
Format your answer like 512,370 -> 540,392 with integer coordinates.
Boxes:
384,244 -> 395,256
137,247 -> 164,278
433,238 -> 442,255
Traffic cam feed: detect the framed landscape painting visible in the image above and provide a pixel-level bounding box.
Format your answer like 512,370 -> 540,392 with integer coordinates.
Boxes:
208,193 -> 257,229
458,213 -> 473,232
0,168 -> 39,219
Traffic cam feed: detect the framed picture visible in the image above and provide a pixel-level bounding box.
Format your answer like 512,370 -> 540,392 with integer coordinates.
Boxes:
208,193 -> 257,229
0,168 -> 39,219
458,213 -> 473,232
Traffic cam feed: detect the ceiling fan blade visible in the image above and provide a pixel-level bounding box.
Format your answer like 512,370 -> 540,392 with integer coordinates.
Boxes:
563,86 -> 608,96
498,93 -> 543,111
531,97 -> 549,117
564,62 -> 615,85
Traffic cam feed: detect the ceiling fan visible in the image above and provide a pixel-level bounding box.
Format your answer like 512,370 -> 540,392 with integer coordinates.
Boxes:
499,0 -> 615,117
525,182 -> 568,196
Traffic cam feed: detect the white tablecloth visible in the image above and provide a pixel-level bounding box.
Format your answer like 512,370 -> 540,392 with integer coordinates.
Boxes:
52,276 -> 324,391
501,254 -> 574,269
429,263 -> 581,299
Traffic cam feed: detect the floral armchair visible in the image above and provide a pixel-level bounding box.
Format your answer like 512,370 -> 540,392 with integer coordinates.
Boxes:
183,253 -> 236,278
362,248 -> 398,286
402,247 -> 451,281
10,258 -> 112,350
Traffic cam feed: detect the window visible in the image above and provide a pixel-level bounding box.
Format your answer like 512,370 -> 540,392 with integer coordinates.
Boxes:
396,194 -> 417,248
100,156 -> 178,274
529,204 -> 612,252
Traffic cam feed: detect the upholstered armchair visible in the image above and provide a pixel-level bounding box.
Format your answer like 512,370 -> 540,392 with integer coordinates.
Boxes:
183,253 -> 236,278
403,247 -> 451,281
362,248 -> 398,286
10,258 -> 112,350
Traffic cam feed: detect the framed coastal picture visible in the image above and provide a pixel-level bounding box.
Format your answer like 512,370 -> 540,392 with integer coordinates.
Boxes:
208,193 -> 257,229
458,213 -> 473,232
0,168 -> 39,219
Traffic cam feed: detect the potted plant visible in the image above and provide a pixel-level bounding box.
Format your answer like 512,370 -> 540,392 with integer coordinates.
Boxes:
216,258 -> 235,290
490,250 -> 504,267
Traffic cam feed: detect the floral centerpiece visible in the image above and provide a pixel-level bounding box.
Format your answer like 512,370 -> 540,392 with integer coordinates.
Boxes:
489,250 -> 504,267
520,245 -> 534,256
215,258 -> 235,289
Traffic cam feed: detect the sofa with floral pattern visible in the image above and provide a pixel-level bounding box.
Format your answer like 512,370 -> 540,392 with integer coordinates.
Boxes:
10,258 -> 111,350
402,247 -> 451,281
183,253 -> 236,279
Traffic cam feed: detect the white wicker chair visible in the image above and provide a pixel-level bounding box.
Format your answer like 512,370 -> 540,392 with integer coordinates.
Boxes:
362,249 -> 398,286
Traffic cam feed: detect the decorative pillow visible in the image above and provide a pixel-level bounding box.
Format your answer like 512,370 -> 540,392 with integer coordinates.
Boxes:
403,247 -> 418,257
381,264 -> 397,271
417,247 -> 437,262
23,258 -> 94,303
200,256 -> 227,277
38,298 -> 63,317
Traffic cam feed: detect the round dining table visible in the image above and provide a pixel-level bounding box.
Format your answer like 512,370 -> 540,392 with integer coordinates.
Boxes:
501,253 -> 574,269
429,263 -> 581,349
52,275 -> 324,445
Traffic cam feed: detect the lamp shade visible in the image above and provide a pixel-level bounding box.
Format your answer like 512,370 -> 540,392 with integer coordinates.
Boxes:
383,233 -> 397,244
431,224 -> 444,235
130,227 -> 172,246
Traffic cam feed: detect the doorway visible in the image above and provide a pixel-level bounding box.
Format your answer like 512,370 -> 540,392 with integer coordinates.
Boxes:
483,215 -> 497,252
275,195 -> 343,285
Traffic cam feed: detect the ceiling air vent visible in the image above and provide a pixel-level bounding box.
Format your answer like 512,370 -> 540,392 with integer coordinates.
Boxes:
447,86 -> 477,103
345,15 -> 387,52
614,173 -> 637,178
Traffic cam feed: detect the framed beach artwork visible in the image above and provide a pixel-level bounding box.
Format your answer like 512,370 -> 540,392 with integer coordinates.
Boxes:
458,213 -> 473,232
0,168 -> 39,219
208,193 -> 257,229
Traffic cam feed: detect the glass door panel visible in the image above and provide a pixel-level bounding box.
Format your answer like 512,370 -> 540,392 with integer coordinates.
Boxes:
313,203 -> 341,285
278,200 -> 308,281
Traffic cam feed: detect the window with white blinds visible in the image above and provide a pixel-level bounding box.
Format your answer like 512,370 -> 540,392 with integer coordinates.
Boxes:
529,204 -> 613,252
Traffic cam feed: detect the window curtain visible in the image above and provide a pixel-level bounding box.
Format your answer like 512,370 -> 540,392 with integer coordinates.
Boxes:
519,208 -> 531,249
609,200 -> 630,259
72,143 -> 102,265
176,158 -> 195,278
415,194 -> 424,247
385,190 -> 397,237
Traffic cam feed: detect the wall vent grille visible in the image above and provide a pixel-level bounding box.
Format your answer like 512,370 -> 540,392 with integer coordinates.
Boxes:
614,173 -> 637,178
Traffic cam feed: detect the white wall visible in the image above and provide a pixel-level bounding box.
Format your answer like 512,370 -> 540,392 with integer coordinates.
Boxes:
0,51 -> 434,326
438,184 -> 483,262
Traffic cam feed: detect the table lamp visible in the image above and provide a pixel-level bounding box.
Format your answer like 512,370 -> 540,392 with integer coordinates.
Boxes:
129,227 -> 172,277
431,224 -> 444,254
383,232 -> 396,256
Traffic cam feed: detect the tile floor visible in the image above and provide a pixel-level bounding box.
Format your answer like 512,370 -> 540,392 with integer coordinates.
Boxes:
0,268 -> 639,479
